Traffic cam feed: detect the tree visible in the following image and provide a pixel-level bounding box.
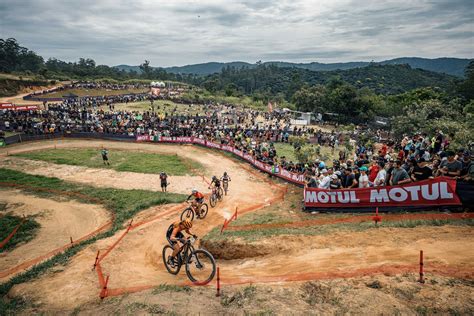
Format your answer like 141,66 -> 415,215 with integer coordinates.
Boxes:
139,60 -> 153,79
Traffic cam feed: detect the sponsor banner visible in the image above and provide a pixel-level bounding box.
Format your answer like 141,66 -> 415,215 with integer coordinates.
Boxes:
0,103 -> 39,111
304,177 -> 461,208
136,135 -> 150,142
136,135 -> 307,186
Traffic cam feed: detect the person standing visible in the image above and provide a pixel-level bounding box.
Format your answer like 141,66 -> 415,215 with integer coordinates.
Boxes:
160,171 -> 168,192
391,160 -> 412,185
101,148 -> 110,165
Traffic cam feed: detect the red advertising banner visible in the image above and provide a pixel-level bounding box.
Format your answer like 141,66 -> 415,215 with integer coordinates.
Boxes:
0,103 -> 39,111
304,177 -> 461,208
135,135 -> 306,185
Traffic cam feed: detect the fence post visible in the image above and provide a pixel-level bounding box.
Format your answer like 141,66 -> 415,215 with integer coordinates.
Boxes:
70,236 -> 73,245
419,250 -> 425,284
100,275 -> 110,299
215,267 -> 221,297
92,250 -> 100,270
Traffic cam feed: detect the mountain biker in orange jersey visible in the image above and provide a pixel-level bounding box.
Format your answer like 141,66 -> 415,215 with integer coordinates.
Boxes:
187,188 -> 204,213
166,219 -> 196,266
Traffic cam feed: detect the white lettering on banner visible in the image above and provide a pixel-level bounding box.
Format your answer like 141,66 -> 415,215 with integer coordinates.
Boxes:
221,145 -> 233,152
136,135 -> 150,142
233,149 -> 243,157
370,189 -> 389,203
305,190 -> 360,204
404,186 -> 421,201
440,182 -> 453,199
175,137 -> 192,143
389,188 -> 408,202
193,138 -> 206,145
421,183 -> 439,200
207,142 -> 221,149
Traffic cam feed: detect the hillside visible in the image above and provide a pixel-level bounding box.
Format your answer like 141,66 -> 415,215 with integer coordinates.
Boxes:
193,64 -> 457,96
115,57 -> 472,77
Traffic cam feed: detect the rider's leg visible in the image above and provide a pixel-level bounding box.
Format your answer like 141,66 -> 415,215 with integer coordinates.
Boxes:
171,242 -> 181,257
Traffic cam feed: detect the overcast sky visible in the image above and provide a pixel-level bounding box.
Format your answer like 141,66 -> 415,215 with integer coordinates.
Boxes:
1,0 -> 473,67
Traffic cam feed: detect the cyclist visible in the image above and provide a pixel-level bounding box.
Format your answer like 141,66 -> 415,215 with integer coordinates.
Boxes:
166,219 -> 197,266
187,188 -> 204,216
220,171 -> 231,183
209,176 -> 222,198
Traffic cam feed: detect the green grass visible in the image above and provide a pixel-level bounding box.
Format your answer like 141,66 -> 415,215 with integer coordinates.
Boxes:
14,148 -> 202,176
0,215 -> 40,253
111,99 -> 206,116
151,283 -> 192,294
39,87 -> 149,98
0,168 -> 186,229
0,168 -> 187,313
273,143 -> 297,162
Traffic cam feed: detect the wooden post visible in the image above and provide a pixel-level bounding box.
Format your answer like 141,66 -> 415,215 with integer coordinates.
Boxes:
215,267 -> 221,297
92,250 -> 100,270
419,250 -> 425,284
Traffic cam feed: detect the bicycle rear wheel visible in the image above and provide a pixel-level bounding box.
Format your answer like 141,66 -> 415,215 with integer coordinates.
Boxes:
223,183 -> 228,195
162,245 -> 181,275
199,203 -> 209,219
185,249 -> 216,285
180,207 -> 195,221
210,194 -> 217,208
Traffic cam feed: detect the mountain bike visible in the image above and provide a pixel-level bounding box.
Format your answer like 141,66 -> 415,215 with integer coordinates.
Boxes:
180,201 -> 208,221
209,187 -> 223,207
162,236 -> 216,284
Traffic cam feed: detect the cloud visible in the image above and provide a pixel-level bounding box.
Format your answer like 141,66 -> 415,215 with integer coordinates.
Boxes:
1,0 -> 472,66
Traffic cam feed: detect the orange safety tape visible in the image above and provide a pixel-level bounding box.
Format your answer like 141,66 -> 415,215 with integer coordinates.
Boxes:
0,217 -> 26,249
226,212 -> 474,232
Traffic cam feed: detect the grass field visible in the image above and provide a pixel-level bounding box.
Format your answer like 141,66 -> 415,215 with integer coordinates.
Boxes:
274,142 -> 337,164
0,214 -> 40,253
40,88 -> 149,98
14,148 -> 202,175
0,168 -> 186,228
110,99 -> 206,115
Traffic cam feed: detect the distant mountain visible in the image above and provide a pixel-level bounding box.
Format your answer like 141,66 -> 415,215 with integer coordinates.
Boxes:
115,57 -> 472,77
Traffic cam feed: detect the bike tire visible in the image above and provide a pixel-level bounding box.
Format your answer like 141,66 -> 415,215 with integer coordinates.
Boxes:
210,194 -> 216,208
162,245 -> 181,275
224,183 -> 228,195
180,207 -> 195,221
199,203 -> 209,219
185,249 -> 216,285
218,188 -> 224,201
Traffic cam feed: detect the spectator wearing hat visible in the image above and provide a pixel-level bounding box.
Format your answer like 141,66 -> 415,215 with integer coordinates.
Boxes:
358,166 -> 369,188
318,169 -> 331,189
391,160 -> 412,185
439,151 -> 462,177
329,175 -> 342,190
411,158 -> 433,182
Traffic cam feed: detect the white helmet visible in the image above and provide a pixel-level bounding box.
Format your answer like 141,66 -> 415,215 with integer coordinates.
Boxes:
192,188 -> 198,193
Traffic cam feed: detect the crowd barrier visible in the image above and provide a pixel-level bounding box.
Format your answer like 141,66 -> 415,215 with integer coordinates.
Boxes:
136,135 -> 306,186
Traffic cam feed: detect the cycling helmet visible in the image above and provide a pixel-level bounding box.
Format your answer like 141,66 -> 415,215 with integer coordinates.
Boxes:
212,176 -> 217,180
181,219 -> 193,229
224,172 -> 228,176
192,188 -> 198,193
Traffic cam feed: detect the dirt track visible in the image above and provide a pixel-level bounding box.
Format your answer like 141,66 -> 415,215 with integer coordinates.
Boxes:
0,189 -> 110,280
1,140 -> 473,312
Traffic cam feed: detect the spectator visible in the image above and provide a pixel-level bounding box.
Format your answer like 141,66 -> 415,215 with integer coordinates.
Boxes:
391,160 -> 411,185
318,169 -> 331,189
358,166 -> 369,188
329,175 -> 341,190
411,158 -> 433,181
373,161 -> 387,187
439,151 -> 462,177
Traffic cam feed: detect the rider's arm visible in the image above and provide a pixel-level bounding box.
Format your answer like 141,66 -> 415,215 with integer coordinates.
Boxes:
184,228 -> 197,238
170,227 -> 180,241
186,194 -> 193,201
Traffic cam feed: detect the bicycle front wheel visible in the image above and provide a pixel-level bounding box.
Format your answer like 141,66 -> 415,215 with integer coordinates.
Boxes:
218,188 -> 224,201
162,245 -> 181,275
185,249 -> 216,285
180,207 -> 195,221
210,194 -> 217,208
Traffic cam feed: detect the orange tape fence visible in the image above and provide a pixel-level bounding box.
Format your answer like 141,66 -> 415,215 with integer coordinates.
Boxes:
0,182 -> 113,279
0,216 -> 26,249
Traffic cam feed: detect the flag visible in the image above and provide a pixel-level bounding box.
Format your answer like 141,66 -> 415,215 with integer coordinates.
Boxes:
151,87 -> 161,96
268,101 -> 273,113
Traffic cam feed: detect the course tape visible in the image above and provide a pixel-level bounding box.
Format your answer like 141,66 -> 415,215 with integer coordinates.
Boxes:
0,182 -> 113,279
0,217 -> 26,249
226,212 -> 474,232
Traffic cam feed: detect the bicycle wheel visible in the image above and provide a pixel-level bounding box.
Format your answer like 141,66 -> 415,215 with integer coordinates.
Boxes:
210,194 -> 216,208
199,203 -> 209,219
218,188 -> 224,201
162,245 -> 181,275
180,207 -> 195,221
185,249 -> 216,285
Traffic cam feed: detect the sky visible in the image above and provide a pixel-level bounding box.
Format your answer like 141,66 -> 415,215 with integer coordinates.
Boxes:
1,0 -> 473,67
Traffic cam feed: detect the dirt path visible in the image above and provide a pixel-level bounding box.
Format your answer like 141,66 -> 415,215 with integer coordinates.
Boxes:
8,139 -> 281,309
0,157 -> 205,195
0,189 -> 110,280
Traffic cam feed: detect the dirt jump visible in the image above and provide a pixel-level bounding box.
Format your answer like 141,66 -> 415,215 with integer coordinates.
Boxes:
0,139 -> 472,313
